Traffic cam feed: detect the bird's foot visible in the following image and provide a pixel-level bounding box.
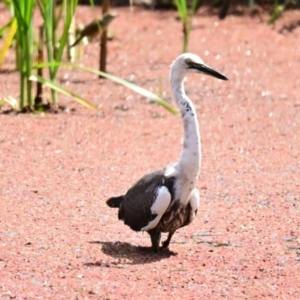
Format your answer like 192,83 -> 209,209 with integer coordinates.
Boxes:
148,229 -> 161,254
162,240 -> 170,249
162,231 -> 175,249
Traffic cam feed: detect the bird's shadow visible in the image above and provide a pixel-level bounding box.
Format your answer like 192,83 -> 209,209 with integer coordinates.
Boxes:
85,241 -> 177,266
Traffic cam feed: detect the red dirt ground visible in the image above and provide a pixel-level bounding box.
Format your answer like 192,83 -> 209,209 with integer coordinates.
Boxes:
1,4 -> 300,299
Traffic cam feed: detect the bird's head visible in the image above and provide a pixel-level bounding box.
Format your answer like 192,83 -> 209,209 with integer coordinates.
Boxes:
171,53 -> 228,81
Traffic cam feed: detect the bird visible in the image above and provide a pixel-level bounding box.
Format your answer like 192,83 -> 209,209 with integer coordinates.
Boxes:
71,12 -> 117,47
106,53 -> 228,253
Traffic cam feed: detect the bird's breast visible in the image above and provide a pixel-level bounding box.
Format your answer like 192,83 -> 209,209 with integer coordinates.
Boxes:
174,172 -> 198,206
157,200 -> 193,233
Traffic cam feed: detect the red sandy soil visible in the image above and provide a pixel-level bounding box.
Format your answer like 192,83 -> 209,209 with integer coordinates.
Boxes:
0,4 -> 300,299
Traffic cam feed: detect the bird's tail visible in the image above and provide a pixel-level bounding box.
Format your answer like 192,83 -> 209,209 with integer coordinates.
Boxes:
106,196 -> 124,208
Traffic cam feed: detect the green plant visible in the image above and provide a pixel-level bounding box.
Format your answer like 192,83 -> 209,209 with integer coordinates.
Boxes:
0,18 -> 17,66
268,0 -> 290,25
1,1 -> 176,114
4,0 -> 79,111
78,0 -> 114,77
12,0 -> 35,110
31,62 -> 178,114
248,0 -> 255,10
37,0 -> 78,108
174,0 -> 200,53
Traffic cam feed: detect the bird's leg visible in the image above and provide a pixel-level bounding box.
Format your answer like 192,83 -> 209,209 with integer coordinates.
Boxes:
162,230 -> 176,249
148,229 -> 161,253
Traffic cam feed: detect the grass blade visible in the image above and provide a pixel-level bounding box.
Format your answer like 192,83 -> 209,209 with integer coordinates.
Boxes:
34,62 -> 178,114
0,18 -> 17,67
0,96 -> 19,110
97,70 -> 178,114
29,75 -> 99,111
54,0 -> 78,74
0,19 -> 13,38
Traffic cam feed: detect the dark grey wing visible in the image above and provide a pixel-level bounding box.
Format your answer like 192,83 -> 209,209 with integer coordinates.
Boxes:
118,170 -> 176,232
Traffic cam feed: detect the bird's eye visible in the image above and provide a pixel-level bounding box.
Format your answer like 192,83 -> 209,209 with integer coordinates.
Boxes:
185,60 -> 193,68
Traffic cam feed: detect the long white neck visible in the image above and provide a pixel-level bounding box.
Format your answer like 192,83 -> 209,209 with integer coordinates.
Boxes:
170,70 -> 201,203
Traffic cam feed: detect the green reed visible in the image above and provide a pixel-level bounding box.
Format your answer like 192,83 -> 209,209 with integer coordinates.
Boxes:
174,0 -> 200,53
0,1 -> 176,113
11,0 -> 35,109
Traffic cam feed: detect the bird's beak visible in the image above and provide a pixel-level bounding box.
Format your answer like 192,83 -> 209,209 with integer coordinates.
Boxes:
193,63 -> 228,81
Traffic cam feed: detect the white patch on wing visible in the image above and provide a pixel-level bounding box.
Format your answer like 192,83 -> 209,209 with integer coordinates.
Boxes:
141,186 -> 171,231
189,188 -> 200,219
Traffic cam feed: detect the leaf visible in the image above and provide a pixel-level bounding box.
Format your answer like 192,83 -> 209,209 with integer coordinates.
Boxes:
0,19 -> 13,38
0,18 -> 17,67
0,96 -> 19,110
174,0 -> 187,22
29,75 -> 99,111
268,4 -> 286,25
34,62 -> 178,114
